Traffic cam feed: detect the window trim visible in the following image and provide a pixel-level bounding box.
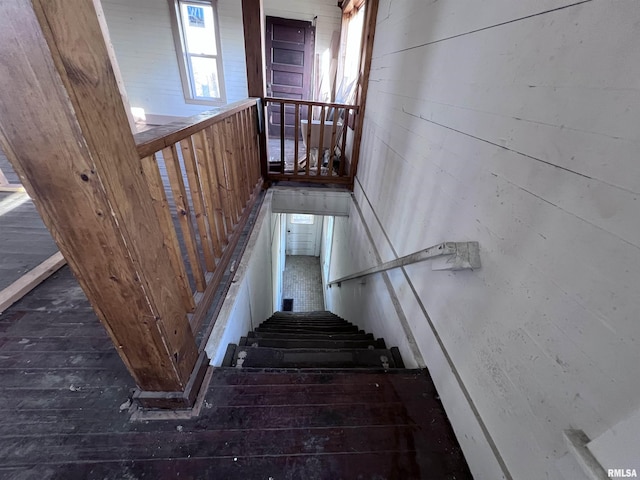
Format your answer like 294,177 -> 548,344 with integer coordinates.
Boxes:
169,0 -> 227,106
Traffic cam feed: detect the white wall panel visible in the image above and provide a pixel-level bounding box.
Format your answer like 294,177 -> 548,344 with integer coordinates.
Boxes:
347,0 -> 640,478
101,0 -> 247,118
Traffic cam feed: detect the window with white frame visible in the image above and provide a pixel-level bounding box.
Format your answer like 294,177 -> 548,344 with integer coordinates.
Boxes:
171,0 -> 225,104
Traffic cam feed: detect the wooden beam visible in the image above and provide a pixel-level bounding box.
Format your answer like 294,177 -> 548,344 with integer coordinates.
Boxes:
0,185 -> 25,193
0,0 -> 202,397
241,0 -> 266,98
134,99 -> 258,158
349,0 -> 379,189
0,252 -> 66,314
241,0 -> 269,182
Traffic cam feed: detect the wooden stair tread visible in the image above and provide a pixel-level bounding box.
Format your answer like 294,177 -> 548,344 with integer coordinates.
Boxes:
247,331 -> 374,340
240,336 -> 386,349
256,324 -> 359,331
229,346 -> 399,369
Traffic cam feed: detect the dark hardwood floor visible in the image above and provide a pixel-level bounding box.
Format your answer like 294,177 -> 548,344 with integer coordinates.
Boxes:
0,151 -> 59,291
0,266 -> 472,479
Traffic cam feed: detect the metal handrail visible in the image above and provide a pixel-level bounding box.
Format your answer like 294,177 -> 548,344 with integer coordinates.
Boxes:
328,242 -> 481,287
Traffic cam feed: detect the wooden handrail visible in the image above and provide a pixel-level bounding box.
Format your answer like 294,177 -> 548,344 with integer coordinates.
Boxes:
133,98 -> 264,343
263,97 -> 359,184
265,97 -> 359,112
134,98 -> 259,158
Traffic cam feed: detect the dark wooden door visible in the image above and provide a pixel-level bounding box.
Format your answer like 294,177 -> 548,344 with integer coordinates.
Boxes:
266,17 -> 315,138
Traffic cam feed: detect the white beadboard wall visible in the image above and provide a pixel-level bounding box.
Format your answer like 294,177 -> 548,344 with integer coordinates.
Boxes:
100,0 -> 248,118
336,0 -> 640,478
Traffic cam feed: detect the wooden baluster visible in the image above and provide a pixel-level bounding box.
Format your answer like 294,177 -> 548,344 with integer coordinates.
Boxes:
279,101 -> 285,174
140,154 -> 195,312
317,105 -> 326,176
293,103 -> 300,176
248,107 -> 260,185
179,137 -> 216,272
239,109 -> 254,189
236,111 -> 253,197
340,108 -> 350,177
231,115 -> 251,203
209,122 -> 235,237
305,104 -> 312,176
251,106 -> 262,183
162,145 -> 207,292
192,131 -> 223,259
328,107 -> 339,177
244,108 -> 257,185
224,117 -> 245,212
217,121 -> 240,226
204,126 -> 229,246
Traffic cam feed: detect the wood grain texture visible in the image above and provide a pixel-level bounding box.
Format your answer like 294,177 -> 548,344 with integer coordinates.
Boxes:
134,99 -> 258,158
265,97 -> 359,111
203,125 -> 229,247
211,122 -> 238,229
180,138 -> 217,271
140,154 -> 195,312
348,0 -> 379,189
241,0 -> 267,98
192,130 -> 224,259
0,0 -> 197,391
0,265 -> 471,478
162,145 -> 207,292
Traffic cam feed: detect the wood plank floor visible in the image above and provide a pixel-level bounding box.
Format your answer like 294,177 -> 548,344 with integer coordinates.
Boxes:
0,150 -> 59,292
0,267 -> 472,479
0,149 -> 19,184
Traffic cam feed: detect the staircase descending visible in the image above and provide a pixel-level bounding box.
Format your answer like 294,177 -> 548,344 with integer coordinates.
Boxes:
222,311 -> 405,369
211,310 -> 473,479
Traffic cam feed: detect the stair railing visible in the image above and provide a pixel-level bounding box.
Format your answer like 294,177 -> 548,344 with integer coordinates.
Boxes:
263,97 -> 359,186
328,242 -> 481,287
133,98 -> 264,336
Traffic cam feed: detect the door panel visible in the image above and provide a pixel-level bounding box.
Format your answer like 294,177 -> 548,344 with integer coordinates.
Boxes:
266,16 -> 315,138
286,214 -> 321,256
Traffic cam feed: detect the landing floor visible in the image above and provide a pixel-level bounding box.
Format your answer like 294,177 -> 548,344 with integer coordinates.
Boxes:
0,152 -> 59,292
0,268 -> 473,480
282,255 -> 324,312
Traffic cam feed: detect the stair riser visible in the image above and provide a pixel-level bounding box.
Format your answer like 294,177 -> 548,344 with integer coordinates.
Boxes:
263,318 -> 351,325
240,338 -> 387,350
247,332 -> 375,341
253,330 -> 365,337
260,323 -> 354,329
255,326 -> 360,332
232,347 -> 398,369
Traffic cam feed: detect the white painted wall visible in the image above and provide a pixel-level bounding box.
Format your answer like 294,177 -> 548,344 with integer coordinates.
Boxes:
205,193 -> 274,365
271,187 -> 351,217
271,212 -> 284,312
100,0 -> 341,117
101,0 -> 248,118
325,200 -> 420,370
588,407 -> 640,475
319,216 -> 334,311
343,0 -> 640,478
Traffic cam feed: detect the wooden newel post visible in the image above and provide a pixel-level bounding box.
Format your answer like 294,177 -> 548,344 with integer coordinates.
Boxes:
0,0 -> 207,408
242,0 -> 270,183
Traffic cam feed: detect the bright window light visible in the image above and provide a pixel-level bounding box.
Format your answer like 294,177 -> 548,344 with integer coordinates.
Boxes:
291,214 -> 314,224
174,1 -> 225,103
